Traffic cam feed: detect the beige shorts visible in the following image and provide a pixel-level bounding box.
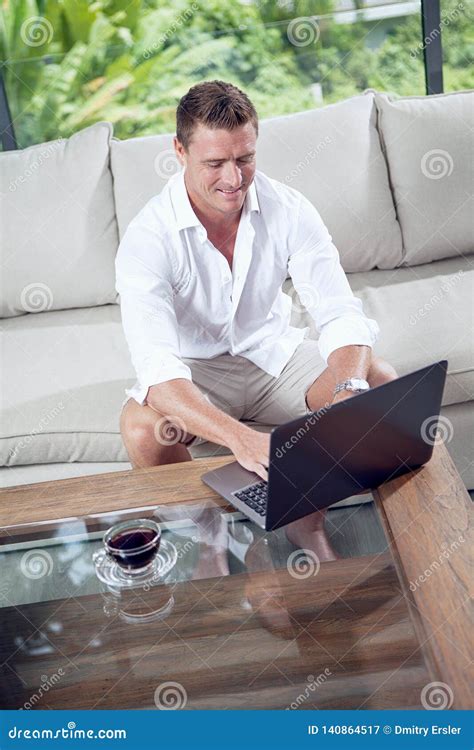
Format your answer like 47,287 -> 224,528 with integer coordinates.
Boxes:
159,337 -> 327,448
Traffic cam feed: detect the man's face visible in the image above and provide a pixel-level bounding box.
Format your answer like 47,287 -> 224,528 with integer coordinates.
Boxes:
174,122 -> 257,221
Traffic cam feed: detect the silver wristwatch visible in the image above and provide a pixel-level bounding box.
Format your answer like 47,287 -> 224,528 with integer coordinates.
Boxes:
334,377 -> 370,396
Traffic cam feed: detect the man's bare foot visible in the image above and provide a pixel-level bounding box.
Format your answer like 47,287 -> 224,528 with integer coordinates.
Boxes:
193,543 -> 230,580
192,506 -> 230,580
285,511 -> 341,562
244,538 -> 295,639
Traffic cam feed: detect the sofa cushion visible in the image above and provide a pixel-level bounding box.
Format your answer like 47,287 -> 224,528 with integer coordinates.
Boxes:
375,90 -> 474,266
111,92 -> 403,273
0,122 -> 119,318
287,255 -> 474,408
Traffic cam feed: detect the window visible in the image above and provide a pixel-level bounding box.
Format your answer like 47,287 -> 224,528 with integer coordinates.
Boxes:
1,1 -> 470,149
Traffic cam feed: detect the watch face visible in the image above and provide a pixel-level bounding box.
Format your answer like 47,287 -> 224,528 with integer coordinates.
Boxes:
350,379 -> 369,391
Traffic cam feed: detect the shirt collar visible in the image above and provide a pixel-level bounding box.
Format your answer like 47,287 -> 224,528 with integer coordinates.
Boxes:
171,168 -> 260,233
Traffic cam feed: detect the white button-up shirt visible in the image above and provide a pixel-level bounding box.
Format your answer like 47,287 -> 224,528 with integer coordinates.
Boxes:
115,168 -> 379,405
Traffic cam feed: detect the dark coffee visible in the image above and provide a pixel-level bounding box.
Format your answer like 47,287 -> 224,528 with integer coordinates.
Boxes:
108,527 -> 160,570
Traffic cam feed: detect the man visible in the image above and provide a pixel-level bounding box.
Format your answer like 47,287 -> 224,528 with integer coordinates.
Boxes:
116,80 -> 398,562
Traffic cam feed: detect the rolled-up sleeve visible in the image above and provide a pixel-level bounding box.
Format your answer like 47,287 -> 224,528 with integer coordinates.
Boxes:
288,195 -> 379,364
115,222 -> 192,403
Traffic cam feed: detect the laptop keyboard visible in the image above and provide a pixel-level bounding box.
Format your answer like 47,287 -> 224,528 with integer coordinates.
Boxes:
233,481 -> 268,516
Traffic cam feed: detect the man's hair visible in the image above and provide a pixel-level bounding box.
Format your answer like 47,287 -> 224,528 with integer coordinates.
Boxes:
176,80 -> 258,150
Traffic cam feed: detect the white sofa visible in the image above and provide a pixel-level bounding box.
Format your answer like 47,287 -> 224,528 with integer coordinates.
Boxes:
1,88 -> 473,490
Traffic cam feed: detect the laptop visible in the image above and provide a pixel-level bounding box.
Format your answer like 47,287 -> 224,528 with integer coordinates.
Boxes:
201,360 -> 448,530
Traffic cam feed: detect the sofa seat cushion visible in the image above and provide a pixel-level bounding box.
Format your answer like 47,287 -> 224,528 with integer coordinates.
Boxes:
0,122 -> 119,318
375,90 -> 474,266
111,92 -> 403,273
0,305 -> 132,466
286,255 -> 474,407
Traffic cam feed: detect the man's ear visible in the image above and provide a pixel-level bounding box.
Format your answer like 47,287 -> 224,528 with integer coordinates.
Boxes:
173,136 -> 186,167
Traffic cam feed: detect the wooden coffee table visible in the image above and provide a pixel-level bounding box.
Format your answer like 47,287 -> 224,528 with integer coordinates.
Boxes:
0,443 -> 471,710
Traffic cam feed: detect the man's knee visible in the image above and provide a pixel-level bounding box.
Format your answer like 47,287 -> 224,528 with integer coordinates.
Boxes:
120,400 -> 192,451
120,404 -> 157,452
368,356 -> 398,387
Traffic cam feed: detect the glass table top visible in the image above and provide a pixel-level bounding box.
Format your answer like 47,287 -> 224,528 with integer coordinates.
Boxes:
0,499 -> 431,710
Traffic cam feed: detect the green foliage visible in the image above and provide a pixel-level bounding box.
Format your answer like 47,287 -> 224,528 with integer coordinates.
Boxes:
1,0 -> 472,147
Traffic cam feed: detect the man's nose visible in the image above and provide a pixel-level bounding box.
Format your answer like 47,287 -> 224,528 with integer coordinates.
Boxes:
222,161 -> 242,187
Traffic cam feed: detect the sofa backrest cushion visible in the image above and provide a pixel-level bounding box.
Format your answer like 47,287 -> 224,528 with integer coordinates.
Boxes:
375,90 -> 474,266
111,92 -> 403,273
0,122 -> 118,318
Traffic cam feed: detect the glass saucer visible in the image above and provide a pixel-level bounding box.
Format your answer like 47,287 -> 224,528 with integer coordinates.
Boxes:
93,538 -> 177,588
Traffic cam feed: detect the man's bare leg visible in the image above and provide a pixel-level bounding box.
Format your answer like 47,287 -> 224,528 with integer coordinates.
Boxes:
284,356 -> 399,562
120,398 -> 193,468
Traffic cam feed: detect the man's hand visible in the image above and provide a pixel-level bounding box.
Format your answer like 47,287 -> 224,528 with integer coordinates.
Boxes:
229,428 -> 271,482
